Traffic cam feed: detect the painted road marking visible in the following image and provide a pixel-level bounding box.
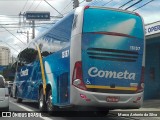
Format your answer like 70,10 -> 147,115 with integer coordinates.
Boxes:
10,101 -> 53,120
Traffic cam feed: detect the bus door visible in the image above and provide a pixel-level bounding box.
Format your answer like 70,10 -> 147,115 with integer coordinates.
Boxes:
57,72 -> 69,104
82,8 -> 144,94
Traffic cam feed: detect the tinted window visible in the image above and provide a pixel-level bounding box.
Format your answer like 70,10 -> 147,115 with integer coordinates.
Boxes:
36,12 -> 74,57
83,8 -> 144,39
18,42 -> 38,65
0,77 -> 5,88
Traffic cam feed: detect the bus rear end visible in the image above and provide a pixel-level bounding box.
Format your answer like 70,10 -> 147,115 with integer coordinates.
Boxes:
71,6 -> 145,109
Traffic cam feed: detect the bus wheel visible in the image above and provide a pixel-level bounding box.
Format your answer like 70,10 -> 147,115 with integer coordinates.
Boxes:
16,90 -> 22,103
17,98 -> 23,103
39,89 -> 46,111
46,90 -> 57,114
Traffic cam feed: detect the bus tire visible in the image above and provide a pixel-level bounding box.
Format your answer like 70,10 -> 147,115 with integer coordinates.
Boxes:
38,89 -> 46,111
16,90 -> 22,103
17,98 -> 23,103
46,89 -> 58,114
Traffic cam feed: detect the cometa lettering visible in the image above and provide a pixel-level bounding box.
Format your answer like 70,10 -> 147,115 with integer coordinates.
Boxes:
88,67 -> 136,80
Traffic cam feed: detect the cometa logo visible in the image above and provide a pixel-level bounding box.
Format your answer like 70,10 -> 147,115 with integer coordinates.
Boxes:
20,68 -> 29,77
88,67 -> 136,80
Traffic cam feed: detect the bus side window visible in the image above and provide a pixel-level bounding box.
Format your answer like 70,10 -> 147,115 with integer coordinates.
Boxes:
27,42 -> 39,62
36,12 -> 74,56
41,51 -> 50,57
18,44 -> 38,65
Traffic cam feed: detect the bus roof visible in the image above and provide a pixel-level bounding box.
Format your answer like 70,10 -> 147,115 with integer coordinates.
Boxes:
85,6 -> 140,17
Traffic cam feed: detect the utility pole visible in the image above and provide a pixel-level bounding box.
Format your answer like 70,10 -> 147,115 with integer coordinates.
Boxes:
32,20 -> 35,39
27,31 -> 29,43
17,30 -> 30,44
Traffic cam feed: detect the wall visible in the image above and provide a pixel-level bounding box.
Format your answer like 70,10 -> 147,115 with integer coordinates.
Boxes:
144,37 -> 160,100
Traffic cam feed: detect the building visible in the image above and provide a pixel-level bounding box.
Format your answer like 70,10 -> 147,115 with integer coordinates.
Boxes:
10,56 -> 17,65
144,21 -> 160,100
0,46 -> 10,66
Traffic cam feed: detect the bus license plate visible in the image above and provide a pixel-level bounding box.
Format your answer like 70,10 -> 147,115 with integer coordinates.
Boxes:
106,96 -> 119,102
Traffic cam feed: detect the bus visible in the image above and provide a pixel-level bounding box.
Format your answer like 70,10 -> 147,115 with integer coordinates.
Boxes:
13,6 -> 145,115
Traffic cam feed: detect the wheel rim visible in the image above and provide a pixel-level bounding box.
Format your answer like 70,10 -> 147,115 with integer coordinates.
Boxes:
47,92 -> 53,111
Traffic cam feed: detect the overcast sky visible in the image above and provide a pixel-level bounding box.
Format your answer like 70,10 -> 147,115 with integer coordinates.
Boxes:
0,0 -> 159,57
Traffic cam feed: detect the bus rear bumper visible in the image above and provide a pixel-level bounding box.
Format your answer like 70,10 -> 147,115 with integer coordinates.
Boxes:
70,87 -> 143,109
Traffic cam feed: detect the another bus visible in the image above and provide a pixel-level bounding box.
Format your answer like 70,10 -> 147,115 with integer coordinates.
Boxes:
13,6 -> 145,115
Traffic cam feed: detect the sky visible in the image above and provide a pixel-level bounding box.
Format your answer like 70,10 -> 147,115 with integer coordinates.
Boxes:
0,0 -> 159,57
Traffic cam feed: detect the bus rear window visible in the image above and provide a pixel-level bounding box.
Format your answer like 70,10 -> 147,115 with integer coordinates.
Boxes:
83,8 -> 144,39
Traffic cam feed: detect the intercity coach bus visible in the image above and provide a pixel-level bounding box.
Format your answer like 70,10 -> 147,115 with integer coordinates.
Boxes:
13,6 -> 145,115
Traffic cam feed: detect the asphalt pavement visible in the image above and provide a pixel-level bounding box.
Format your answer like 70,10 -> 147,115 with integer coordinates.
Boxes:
0,97 -> 160,120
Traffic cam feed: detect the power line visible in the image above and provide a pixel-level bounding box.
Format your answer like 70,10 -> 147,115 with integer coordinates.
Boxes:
119,0 -> 133,9
21,0 -> 29,12
0,14 -> 19,17
0,29 -> 17,33
95,0 -> 102,6
0,24 -> 54,29
80,0 -> 85,4
61,0 -> 72,13
34,0 -> 43,11
43,0 -> 63,17
0,40 -> 19,53
0,25 -> 26,45
111,0 -> 123,8
0,16 -> 19,18
62,3 -> 73,14
63,9 -> 73,15
27,0 -> 36,11
0,23 -> 20,25
102,0 -> 114,6
133,0 -> 155,11
125,0 -> 142,10
91,0 -> 99,6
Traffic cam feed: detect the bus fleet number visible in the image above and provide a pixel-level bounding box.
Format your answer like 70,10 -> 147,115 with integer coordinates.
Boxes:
62,50 -> 69,58
130,46 -> 140,51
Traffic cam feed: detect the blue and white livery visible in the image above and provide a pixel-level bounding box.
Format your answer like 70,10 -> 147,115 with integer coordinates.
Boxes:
13,6 -> 145,114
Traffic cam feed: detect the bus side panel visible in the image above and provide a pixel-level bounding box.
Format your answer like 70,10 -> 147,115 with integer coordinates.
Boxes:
70,7 -> 84,105
16,64 -> 34,99
70,34 -> 82,104
44,47 -> 70,105
29,61 -> 42,100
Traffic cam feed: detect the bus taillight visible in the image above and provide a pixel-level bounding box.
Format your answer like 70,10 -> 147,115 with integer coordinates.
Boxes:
136,67 -> 145,93
84,6 -> 90,9
72,61 -> 87,90
135,12 -> 141,17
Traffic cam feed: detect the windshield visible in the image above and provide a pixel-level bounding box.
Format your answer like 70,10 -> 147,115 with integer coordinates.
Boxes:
83,8 -> 144,39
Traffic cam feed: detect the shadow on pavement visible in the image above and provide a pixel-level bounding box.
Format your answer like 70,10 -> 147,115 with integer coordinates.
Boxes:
143,99 -> 160,108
